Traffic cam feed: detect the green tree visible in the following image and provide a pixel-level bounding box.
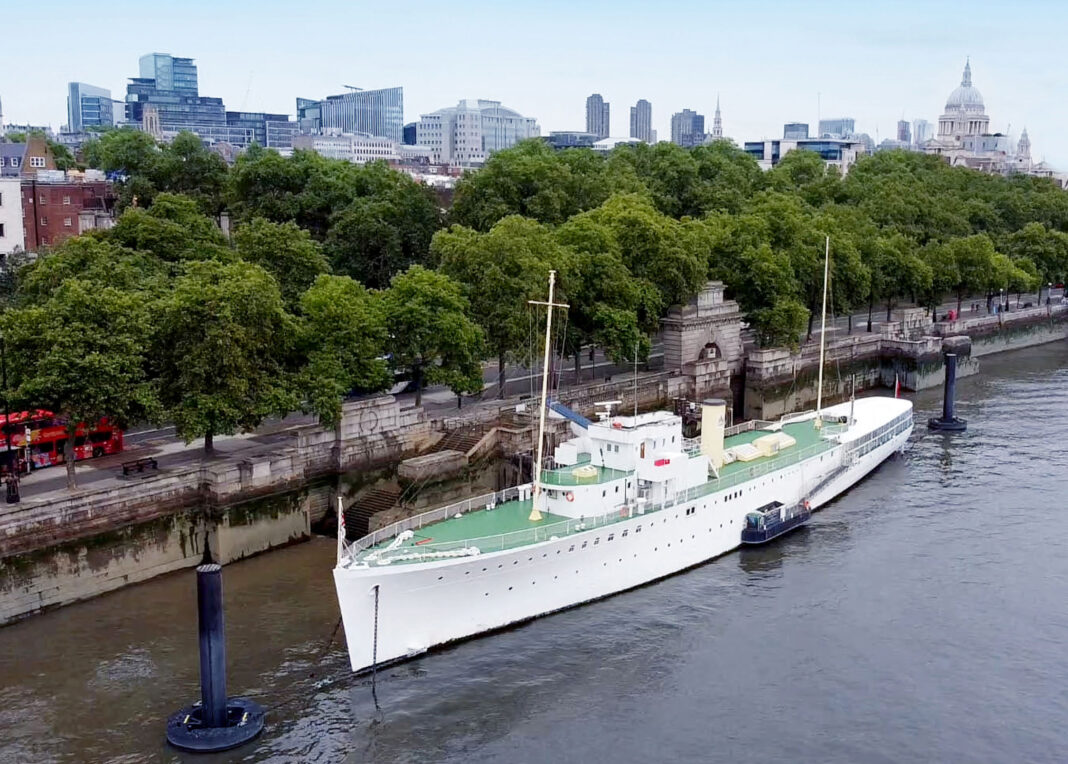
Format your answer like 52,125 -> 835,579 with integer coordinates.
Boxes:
768,150 -> 842,207
16,236 -> 169,305
450,140 -> 612,230
868,234 -> 932,325
943,234 -> 996,313
234,218 -> 330,309
556,214 -> 660,375
1000,222 -> 1068,285
226,144 -> 308,226
3,280 -> 155,488
576,193 -> 706,309
151,260 -> 297,454
325,175 -> 441,289
298,275 -> 391,427
107,193 -> 231,262
81,129 -> 161,209
152,131 -> 229,215
382,266 -> 485,406
434,216 -> 568,395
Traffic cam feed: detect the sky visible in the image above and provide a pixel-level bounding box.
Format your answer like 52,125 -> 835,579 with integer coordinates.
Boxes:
2,0 -> 1065,167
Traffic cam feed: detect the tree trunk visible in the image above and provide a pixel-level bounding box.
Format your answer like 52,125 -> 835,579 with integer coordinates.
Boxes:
204,429 -> 214,456
574,351 -> 581,383
867,295 -> 874,332
886,299 -> 893,322
806,308 -> 814,340
413,362 -> 423,407
956,292 -> 963,315
64,427 -> 77,490
848,313 -> 853,334
497,352 -> 506,399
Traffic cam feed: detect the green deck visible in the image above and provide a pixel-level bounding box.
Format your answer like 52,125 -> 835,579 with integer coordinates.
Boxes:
353,418 -> 836,565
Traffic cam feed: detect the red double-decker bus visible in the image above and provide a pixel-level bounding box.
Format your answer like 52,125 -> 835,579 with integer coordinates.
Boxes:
0,410 -> 124,474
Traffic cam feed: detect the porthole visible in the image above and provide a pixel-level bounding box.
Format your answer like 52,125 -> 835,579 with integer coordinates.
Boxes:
438,576 -> 444,580
508,586 -> 513,591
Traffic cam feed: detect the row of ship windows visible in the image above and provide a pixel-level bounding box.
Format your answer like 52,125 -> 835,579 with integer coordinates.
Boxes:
849,415 -> 910,458
439,514 -> 738,582
473,521 -> 738,593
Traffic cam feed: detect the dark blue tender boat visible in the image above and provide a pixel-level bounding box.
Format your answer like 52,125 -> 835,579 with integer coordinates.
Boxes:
740,500 -> 811,544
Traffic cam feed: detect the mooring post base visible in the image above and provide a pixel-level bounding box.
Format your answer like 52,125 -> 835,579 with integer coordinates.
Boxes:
928,417 -> 968,432
166,697 -> 265,752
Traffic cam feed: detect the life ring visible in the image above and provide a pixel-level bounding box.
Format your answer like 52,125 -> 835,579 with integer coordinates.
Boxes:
803,500 -> 811,510
566,492 -> 575,502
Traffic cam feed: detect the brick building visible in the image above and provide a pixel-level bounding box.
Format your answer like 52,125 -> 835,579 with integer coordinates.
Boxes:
0,134 -> 55,179
20,177 -> 116,251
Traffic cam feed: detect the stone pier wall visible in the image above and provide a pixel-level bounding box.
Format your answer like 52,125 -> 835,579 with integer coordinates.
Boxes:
0,396 -> 427,625
0,484 -> 324,625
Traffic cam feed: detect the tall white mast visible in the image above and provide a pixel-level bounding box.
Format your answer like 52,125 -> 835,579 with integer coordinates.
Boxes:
529,270 -> 568,522
815,235 -> 830,429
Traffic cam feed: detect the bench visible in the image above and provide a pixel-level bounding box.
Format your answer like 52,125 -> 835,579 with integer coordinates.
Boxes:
122,457 -> 158,476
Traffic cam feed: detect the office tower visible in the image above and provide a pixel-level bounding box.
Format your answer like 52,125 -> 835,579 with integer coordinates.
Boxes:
296,87 -> 404,142
896,119 -> 911,145
818,117 -> 855,138
586,94 -> 610,139
629,99 -> 652,142
67,83 -> 114,132
670,109 -> 705,147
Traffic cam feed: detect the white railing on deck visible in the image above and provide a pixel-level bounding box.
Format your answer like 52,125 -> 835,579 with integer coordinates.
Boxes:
345,485 -> 530,558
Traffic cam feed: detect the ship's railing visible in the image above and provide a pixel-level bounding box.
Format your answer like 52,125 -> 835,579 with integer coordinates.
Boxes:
358,508 -> 636,561
724,420 -> 774,437
350,435 -> 843,565
346,484 -> 530,556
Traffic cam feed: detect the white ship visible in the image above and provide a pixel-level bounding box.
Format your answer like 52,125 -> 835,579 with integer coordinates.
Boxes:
334,262 -> 914,674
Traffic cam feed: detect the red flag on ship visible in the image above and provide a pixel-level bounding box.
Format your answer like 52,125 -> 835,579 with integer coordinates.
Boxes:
894,374 -> 901,398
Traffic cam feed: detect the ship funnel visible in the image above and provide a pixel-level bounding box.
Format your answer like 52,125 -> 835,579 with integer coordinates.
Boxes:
700,399 -> 727,469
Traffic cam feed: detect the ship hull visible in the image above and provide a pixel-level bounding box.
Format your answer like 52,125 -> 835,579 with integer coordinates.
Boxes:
335,407 -> 912,673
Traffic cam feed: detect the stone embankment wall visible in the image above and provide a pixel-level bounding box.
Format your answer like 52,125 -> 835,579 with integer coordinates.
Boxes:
742,305 -> 1067,420
0,397 -> 429,625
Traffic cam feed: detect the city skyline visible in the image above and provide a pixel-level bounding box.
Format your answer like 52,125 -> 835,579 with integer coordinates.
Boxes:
0,0 -> 1065,166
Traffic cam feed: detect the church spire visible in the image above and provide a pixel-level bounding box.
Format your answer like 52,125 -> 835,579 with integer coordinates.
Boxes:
711,95 -> 723,138
962,57 -> 972,87
1017,127 -> 1031,162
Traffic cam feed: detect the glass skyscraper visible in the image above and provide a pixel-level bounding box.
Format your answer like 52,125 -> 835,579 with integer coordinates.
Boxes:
296,87 -> 404,143
67,83 -> 114,132
125,53 -> 225,131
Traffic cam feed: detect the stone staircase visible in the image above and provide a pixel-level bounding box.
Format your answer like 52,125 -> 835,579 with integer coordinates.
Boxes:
425,428 -> 484,455
346,486 -> 402,538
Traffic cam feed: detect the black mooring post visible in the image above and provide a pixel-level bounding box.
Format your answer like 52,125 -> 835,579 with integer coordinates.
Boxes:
197,563 -> 227,728
166,552 -> 265,753
929,352 -> 967,432
942,352 -> 957,422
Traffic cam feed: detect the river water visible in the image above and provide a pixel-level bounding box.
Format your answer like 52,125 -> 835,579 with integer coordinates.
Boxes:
1,343 -> 1067,764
